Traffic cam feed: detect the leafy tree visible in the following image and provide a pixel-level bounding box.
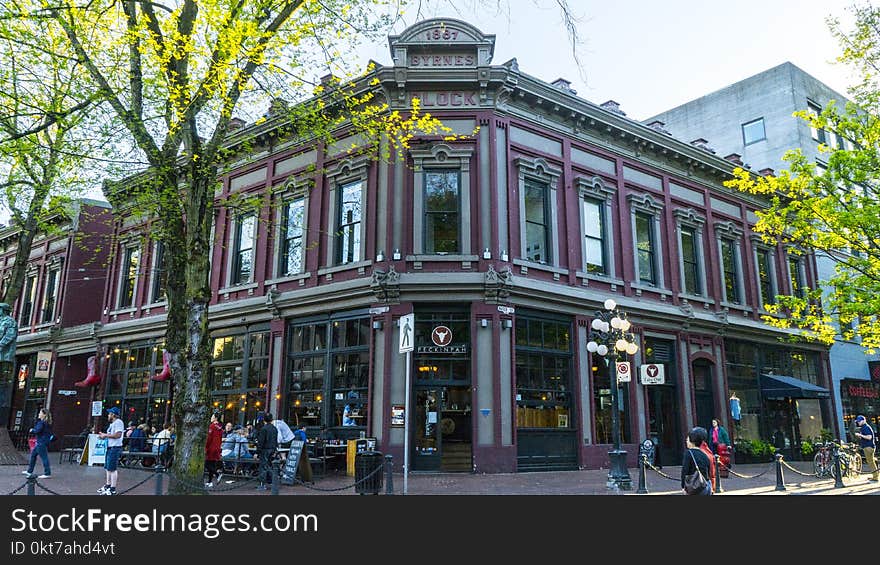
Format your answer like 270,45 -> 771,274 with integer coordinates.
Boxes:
725,4 -> 880,354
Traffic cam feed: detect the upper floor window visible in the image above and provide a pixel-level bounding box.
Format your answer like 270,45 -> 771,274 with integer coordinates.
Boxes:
41,267 -> 60,323
583,199 -> 605,274
524,180 -> 551,263
635,212 -> 656,285
755,247 -> 777,307
424,170 -> 460,254
788,255 -> 806,297
808,100 -> 826,144
337,180 -> 363,265
231,213 -> 256,285
118,246 -> 140,309
150,241 -> 166,303
680,226 -> 701,295
19,274 -> 37,326
742,118 -> 766,145
720,239 -> 741,304
280,198 -> 305,276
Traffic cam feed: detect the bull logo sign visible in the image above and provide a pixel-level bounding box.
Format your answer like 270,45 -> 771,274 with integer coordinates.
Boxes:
431,326 -> 453,347
639,363 -> 665,385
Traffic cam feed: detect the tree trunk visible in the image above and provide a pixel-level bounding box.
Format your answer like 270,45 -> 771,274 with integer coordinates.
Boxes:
1,190 -> 49,305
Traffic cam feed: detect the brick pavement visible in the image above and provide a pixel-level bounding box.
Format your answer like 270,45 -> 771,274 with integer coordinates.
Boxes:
3,455 -> 879,496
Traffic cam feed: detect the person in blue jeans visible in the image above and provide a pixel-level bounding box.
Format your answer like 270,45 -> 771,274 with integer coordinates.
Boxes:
24,408 -> 52,478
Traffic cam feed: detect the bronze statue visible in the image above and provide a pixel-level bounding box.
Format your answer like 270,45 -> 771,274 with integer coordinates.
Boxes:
0,303 -> 16,363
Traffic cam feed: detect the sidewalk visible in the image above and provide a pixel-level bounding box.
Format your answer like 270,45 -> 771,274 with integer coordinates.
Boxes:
3,457 -> 879,496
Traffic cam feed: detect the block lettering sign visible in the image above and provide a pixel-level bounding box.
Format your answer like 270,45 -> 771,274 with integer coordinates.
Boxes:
616,361 -> 631,383
410,53 -> 476,67
407,92 -> 479,108
640,363 -> 665,385
280,439 -> 306,486
399,313 -> 414,354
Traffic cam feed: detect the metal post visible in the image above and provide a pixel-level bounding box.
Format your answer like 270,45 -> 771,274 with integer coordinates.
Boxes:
154,464 -> 164,496
403,349 -> 411,496
833,444 -> 845,488
384,454 -> 394,495
775,453 -> 786,491
714,454 -> 724,493
636,454 -> 648,494
26,475 -> 35,496
271,460 -> 280,495
606,351 -> 631,490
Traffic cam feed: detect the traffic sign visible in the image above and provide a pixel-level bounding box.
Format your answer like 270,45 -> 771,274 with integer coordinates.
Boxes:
640,363 -> 665,385
616,361 -> 631,382
399,314 -> 414,354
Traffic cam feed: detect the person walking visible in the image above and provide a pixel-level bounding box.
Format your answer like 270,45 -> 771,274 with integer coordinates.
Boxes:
692,427 -> 716,492
205,412 -> 223,488
97,407 -> 125,495
708,418 -> 731,455
854,415 -> 878,482
23,408 -> 53,478
681,428 -> 712,496
255,412 -> 278,491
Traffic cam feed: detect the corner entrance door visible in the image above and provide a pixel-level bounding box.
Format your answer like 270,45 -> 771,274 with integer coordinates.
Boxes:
412,386 -> 472,472
413,388 -> 441,471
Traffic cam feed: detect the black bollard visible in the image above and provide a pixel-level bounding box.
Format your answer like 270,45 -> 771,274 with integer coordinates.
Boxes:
714,454 -> 724,493
26,475 -> 35,496
775,453 -> 786,491
833,444 -> 845,488
154,465 -> 164,496
636,454 -> 648,494
271,460 -> 280,495
384,454 -> 394,495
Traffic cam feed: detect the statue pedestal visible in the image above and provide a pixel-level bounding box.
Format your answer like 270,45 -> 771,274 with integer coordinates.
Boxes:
0,362 -> 25,465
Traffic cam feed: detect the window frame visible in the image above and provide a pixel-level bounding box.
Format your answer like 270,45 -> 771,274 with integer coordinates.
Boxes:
673,208 -> 707,299
576,176 -> 617,279
278,195 -> 307,277
714,221 -> 745,306
742,117 -> 766,146
324,155 -> 371,269
230,212 -> 257,286
149,240 -> 167,304
628,193 -> 665,290
514,156 -> 562,267
116,244 -> 141,310
422,169 -> 462,254
19,271 -> 38,327
410,144 -> 474,257
751,237 -> 779,310
807,100 -> 826,144
41,260 -> 62,324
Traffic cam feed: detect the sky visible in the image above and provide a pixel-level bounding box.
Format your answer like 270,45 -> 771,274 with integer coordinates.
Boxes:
358,0 -> 865,120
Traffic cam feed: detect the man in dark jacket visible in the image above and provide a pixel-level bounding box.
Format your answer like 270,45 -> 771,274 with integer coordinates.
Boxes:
255,412 -> 278,490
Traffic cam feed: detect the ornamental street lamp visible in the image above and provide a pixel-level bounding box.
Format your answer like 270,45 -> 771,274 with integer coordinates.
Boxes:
587,298 -> 639,490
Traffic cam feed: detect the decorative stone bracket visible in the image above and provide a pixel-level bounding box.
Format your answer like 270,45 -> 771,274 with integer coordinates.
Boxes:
484,264 -> 514,303
371,265 -> 401,304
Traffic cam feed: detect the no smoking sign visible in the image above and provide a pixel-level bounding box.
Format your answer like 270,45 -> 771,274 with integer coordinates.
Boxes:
615,361 -> 631,382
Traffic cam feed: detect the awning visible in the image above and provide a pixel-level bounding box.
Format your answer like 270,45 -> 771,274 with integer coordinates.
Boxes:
760,374 -> 830,399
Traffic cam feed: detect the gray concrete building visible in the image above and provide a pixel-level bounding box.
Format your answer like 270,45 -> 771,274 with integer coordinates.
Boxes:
649,61 -> 880,442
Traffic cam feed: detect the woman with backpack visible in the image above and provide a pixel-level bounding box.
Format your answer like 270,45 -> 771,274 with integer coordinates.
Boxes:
23,408 -> 53,478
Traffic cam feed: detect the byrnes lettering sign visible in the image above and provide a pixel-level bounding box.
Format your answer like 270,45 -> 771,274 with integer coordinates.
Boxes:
408,91 -> 478,107
410,53 -> 476,67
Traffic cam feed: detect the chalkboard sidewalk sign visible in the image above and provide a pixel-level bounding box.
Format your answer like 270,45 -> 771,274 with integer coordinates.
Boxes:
280,440 -> 306,485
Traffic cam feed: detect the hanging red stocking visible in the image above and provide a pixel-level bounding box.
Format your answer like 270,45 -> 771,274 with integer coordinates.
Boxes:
152,349 -> 172,381
74,355 -> 102,387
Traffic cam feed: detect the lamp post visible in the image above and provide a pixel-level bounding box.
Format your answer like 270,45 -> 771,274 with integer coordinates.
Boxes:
587,298 -> 639,490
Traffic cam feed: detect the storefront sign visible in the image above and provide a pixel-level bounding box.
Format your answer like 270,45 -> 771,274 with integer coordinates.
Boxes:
35,351 -> 52,379
431,326 -> 453,347
410,53 -> 476,67
417,345 -> 468,354
640,363 -> 665,385
847,383 -> 880,399
57,390 -> 77,397
391,405 -> 405,427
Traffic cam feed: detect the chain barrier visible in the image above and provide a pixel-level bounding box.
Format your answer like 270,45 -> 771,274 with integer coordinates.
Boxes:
168,470 -> 262,493
717,459 -> 775,479
117,471 -> 159,495
34,481 -> 64,496
5,481 -> 29,495
291,463 -> 384,492
780,459 -> 826,479
643,460 -> 680,481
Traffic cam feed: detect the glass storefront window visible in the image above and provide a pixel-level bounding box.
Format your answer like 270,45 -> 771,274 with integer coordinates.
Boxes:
104,344 -> 165,426
209,330 -> 270,427
287,315 -> 370,432
515,317 -> 573,429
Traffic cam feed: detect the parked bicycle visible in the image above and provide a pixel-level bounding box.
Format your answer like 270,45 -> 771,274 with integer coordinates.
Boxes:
831,441 -> 862,479
812,441 -> 835,478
